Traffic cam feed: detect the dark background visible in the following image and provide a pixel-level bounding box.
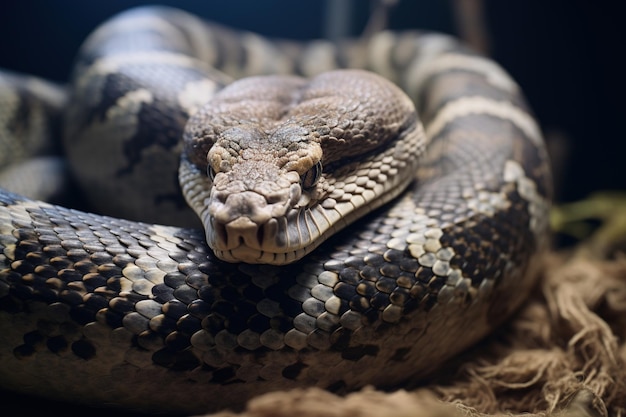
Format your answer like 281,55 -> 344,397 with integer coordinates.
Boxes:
0,0 -> 624,203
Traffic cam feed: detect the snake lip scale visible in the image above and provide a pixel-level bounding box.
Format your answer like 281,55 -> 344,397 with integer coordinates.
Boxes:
0,5 -> 551,415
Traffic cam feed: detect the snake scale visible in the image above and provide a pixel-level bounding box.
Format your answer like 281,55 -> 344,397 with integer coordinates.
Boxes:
0,6 -> 551,414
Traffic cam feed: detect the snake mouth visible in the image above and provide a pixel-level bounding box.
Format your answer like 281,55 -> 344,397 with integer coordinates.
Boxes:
212,217 -> 264,251
207,215 -> 311,264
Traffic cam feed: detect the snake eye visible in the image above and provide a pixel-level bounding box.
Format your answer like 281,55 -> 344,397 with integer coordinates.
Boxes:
301,161 -> 323,189
207,165 -> 217,181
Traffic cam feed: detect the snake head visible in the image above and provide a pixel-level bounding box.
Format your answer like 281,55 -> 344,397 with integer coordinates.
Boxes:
180,69 -> 424,265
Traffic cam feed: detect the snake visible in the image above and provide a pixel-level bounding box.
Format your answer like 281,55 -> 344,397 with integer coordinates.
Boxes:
0,6 -> 551,415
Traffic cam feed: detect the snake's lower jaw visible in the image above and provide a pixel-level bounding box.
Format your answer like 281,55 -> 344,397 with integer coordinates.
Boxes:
206,215 -> 311,265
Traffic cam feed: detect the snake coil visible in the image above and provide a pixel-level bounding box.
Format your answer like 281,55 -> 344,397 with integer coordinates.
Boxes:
0,6 -> 551,414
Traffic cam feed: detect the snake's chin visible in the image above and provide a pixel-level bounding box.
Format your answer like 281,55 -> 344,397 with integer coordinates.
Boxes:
205,214 -> 311,265
212,247 -> 307,265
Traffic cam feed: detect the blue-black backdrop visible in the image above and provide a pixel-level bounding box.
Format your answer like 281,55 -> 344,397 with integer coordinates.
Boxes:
0,0 -> 623,203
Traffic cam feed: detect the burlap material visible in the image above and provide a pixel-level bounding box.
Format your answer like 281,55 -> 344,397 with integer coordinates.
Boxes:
207,252 -> 626,417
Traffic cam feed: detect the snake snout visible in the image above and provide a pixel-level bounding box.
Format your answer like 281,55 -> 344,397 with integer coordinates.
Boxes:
211,191 -> 271,225
209,187 -> 299,225
206,184 -> 303,259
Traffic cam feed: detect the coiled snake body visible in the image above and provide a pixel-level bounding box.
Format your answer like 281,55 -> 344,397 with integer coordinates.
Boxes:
0,6 -> 551,414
